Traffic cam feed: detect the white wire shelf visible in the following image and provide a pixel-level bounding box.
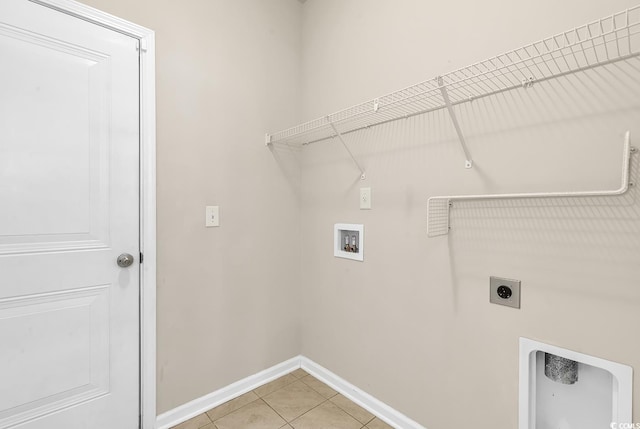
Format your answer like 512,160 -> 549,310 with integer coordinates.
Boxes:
427,132 -> 636,237
266,6 -> 640,155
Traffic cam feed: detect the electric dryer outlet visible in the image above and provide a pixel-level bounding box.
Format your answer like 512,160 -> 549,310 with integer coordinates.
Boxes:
490,276 -> 521,309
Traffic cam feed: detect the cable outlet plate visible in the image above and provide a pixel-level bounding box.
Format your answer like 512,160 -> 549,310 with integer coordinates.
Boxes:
490,276 -> 521,309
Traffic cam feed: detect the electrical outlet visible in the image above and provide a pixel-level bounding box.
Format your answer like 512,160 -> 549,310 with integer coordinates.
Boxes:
490,276 -> 521,308
360,187 -> 371,210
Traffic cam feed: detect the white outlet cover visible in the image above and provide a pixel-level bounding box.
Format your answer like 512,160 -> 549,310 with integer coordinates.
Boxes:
205,206 -> 219,227
360,187 -> 371,210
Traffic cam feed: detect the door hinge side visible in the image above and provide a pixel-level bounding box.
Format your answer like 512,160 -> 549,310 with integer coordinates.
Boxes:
135,39 -> 148,54
138,38 -> 148,53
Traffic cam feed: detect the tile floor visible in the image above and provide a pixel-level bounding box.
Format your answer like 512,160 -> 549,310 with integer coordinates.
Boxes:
171,369 -> 394,429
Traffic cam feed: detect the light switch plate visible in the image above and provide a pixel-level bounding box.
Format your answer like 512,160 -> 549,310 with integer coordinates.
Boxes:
490,276 -> 521,309
205,206 -> 219,227
360,187 -> 371,210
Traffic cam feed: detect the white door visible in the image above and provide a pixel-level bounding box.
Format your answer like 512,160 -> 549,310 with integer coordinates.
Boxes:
0,1 -> 140,428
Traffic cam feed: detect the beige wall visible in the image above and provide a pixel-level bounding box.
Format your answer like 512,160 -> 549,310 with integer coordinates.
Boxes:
79,0 -> 303,414
299,1 -> 640,428
76,0 -> 640,425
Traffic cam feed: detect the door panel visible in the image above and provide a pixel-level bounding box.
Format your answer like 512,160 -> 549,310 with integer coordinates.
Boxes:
0,21 -> 111,254
0,286 -> 110,427
0,1 -> 140,428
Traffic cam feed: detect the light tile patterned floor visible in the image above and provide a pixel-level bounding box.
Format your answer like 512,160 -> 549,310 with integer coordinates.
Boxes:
171,369 -> 394,429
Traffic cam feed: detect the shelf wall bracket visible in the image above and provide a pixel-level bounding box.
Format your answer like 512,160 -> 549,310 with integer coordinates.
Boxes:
328,118 -> 366,180
427,131 -> 636,237
437,76 -> 473,169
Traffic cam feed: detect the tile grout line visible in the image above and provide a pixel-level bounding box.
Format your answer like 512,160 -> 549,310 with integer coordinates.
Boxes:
298,376 -> 374,427
286,397 -> 332,426
256,373 -> 299,398
175,372 -> 378,429
206,395 -> 257,425
284,375 -> 340,425
249,374 -> 310,427
327,394 -> 376,426
206,396 -> 264,428
261,377 -> 331,426
262,396 -> 294,425
282,395 -> 367,429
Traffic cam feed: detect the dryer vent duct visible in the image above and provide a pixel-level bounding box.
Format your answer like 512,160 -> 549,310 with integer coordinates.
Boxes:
545,353 -> 579,385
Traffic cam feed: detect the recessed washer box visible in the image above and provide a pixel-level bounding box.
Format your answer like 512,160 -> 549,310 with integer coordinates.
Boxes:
519,338 -> 632,429
334,223 -> 364,261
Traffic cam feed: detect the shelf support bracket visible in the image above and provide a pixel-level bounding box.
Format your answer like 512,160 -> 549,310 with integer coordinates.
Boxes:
437,76 -> 473,169
328,118 -> 366,180
427,131 -> 636,237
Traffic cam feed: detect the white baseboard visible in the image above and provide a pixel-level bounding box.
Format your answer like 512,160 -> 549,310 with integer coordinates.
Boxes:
155,356 -> 302,429
155,355 -> 426,429
301,357 -> 426,429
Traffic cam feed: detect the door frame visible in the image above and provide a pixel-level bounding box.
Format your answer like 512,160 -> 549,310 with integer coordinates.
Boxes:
27,1 -> 157,427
